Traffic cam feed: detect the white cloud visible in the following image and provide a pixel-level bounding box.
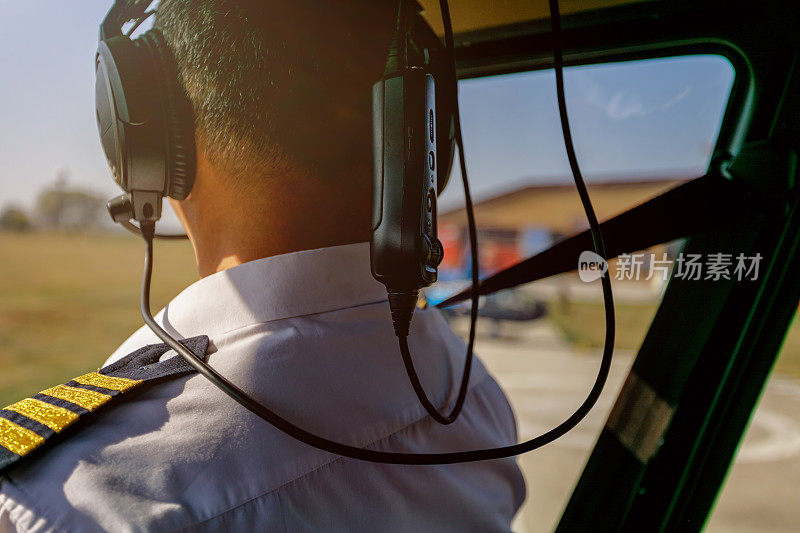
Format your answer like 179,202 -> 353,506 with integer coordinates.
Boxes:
573,72 -> 649,121
604,91 -> 648,120
661,84 -> 693,110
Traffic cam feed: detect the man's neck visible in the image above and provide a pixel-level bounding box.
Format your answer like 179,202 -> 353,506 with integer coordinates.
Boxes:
173,167 -> 371,278
193,214 -> 370,278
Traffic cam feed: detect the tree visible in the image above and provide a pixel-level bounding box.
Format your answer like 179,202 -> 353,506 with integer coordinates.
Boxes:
0,205 -> 32,232
36,187 -> 105,232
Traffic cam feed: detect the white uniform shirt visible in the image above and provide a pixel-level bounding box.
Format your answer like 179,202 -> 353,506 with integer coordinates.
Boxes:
0,242 -> 525,532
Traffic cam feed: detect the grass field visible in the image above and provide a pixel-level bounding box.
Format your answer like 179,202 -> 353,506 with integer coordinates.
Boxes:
0,232 -> 197,406
547,299 -> 660,352
547,299 -> 800,378
1,232 -> 798,409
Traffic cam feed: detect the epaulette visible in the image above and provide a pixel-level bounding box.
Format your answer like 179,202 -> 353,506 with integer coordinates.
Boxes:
0,335 -> 209,477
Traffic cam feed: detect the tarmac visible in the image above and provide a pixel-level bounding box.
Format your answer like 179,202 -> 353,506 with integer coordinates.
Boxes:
463,319 -> 800,533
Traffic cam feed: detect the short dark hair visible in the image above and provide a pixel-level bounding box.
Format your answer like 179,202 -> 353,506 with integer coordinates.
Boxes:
155,0 -> 397,188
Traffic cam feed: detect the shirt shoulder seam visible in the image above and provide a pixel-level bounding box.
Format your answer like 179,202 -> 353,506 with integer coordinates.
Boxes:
109,297 -> 394,364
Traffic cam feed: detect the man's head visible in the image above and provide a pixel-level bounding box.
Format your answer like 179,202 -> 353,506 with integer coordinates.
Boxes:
156,0 -> 396,184
153,0 -> 399,275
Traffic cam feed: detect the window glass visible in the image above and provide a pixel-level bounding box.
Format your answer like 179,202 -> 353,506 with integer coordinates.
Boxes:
436,55 -> 746,533
440,54 -> 735,210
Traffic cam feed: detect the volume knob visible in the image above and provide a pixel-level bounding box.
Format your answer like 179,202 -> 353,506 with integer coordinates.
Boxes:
422,234 -> 444,268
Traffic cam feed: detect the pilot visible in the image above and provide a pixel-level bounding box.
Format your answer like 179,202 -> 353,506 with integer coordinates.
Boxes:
0,0 -> 524,530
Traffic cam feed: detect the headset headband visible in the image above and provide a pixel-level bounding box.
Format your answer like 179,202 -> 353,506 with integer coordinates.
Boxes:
100,0 -> 155,40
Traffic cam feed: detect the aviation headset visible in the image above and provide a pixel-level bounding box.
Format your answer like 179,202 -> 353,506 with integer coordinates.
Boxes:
96,0 -> 455,227
95,0 -> 616,465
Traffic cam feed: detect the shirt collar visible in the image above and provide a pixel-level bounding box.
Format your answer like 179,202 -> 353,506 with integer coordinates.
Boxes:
158,242 -> 387,338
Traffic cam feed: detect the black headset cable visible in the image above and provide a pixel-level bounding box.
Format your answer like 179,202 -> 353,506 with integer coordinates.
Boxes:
547,0 -> 615,370
121,219 -> 188,240
136,0 -> 614,465
393,0 -> 479,426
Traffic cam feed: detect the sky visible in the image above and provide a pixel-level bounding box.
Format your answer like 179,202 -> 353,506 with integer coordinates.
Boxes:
440,55 -> 735,209
0,1 -> 115,210
0,1 -> 735,223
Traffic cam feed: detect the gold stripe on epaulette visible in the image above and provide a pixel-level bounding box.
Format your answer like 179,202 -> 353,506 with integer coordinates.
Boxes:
40,385 -> 111,412
73,372 -> 141,393
4,398 -> 79,432
0,418 -> 45,456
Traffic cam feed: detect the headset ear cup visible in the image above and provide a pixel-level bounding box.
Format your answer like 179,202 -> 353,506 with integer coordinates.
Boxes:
436,79 -> 456,196
138,29 -> 196,201
409,14 -> 455,195
431,35 -> 455,196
